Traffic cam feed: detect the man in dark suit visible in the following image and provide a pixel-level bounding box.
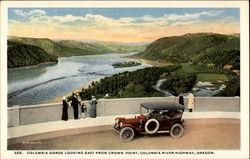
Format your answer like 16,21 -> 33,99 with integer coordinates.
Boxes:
71,93 -> 80,119
178,93 -> 184,105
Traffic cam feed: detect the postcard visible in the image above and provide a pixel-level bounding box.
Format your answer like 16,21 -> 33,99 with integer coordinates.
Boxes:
1,1 -> 249,159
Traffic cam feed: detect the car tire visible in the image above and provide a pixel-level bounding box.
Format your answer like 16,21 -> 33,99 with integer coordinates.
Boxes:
145,118 -> 159,134
119,127 -> 135,142
170,123 -> 184,138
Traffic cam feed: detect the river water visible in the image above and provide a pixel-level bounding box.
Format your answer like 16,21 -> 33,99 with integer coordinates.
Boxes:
8,53 -> 151,107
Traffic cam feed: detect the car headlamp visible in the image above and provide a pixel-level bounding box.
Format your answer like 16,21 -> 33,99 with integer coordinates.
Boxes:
115,119 -> 119,124
119,122 -> 123,127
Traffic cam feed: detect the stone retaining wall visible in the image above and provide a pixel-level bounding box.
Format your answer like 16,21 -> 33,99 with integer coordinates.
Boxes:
8,97 -> 240,127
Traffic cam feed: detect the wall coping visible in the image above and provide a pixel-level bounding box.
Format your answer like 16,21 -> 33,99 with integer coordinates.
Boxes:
8,96 -> 240,110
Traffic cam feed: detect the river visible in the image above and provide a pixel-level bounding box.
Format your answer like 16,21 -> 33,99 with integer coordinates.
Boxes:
8,53 -> 151,107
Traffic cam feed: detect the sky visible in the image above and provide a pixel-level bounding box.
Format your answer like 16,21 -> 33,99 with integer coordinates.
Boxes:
8,8 -> 240,43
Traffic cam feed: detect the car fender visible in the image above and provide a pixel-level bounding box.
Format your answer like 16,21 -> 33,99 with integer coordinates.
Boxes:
170,120 -> 184,128
121,123 -> 135,129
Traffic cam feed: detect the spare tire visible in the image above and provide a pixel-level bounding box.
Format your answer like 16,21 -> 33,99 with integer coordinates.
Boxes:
145,118 -> 159,134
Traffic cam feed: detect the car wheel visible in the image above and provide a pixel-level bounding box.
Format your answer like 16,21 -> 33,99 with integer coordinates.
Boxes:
170,123 -> 184,138
145,118 -> 159,134
119,127 -> 135,142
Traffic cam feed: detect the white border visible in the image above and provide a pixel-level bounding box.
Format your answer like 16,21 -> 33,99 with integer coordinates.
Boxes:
1,1 -> 249,159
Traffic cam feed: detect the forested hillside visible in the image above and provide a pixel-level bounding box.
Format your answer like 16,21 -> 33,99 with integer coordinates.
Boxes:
8,37 -> 147,57
8,41 -> 58,68
136,33 -> 240,69
78,65 -> 182,100
9,38 -> 102,57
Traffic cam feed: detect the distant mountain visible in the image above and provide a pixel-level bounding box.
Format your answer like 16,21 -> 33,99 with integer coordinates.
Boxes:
8,36 -> 19,39
54,38 -> 152,46
8,37 -> 148,57
8,37 -> 102,57
8,41 -> 58,68
135,33 -> 240,69
57,40 -> 147,54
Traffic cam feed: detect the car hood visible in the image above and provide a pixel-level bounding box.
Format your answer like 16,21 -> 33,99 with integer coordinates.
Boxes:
115,117 -> 126,121
115,117 -> 139,122
124,118 -> 140,123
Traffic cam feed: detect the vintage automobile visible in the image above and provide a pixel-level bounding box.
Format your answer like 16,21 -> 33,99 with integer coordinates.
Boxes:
113,101 -> 185,142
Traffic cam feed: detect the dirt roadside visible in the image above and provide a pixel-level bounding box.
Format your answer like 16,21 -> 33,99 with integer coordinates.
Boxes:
8,118 -> 240,150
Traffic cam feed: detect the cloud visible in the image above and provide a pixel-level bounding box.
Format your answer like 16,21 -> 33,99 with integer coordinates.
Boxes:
28,10 -> 46,17
13,9 -> 224,28
165,13 -> 200,21
163,10 -> 223,22
50,14 -> 85,23
9,9 -> 239,42
14,9 -> 46,17
14,10 -> 27,17
8,19 -> 21,24
169,20 -> 200,27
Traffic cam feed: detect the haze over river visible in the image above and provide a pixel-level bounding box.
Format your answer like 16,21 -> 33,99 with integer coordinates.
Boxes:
8,53 -> 151,107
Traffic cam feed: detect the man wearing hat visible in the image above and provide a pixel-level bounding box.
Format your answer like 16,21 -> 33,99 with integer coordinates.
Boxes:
71,93 -> 80,119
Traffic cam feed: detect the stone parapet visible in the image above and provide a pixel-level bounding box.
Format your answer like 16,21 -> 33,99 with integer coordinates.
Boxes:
8,97 -> 240,127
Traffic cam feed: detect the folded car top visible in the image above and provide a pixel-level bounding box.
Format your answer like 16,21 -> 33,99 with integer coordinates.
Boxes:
140,102 -> 185,111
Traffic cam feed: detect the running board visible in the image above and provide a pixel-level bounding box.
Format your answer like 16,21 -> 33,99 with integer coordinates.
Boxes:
156,130 -> 170,133
141,130 -> 170,134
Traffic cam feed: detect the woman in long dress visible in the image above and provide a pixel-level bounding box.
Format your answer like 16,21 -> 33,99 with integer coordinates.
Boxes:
187,93 -> 195,112
89,96 -> 97,118
62,96 -> 69,121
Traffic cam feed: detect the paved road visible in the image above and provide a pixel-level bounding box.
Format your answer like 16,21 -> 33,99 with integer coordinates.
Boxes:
8,118 -> 240,150
153,79 -> 174,96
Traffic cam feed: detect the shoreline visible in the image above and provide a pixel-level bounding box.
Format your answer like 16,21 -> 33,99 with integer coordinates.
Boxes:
125,55 -> 173,67
8,61 -> 57,70
45,81 -> 97,104
45,58 -> 170,104
138,59 -> 173,67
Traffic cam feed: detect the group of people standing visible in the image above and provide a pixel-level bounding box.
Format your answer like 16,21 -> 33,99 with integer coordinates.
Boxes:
62,93 -> 98,121
178,92 -> 195,112
61,91 -> 194,121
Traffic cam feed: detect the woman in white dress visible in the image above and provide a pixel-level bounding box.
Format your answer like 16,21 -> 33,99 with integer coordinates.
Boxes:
187,93 -> 195,112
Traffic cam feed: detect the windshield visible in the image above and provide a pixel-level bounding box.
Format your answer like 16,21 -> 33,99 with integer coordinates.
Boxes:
140,105 -> 149,115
